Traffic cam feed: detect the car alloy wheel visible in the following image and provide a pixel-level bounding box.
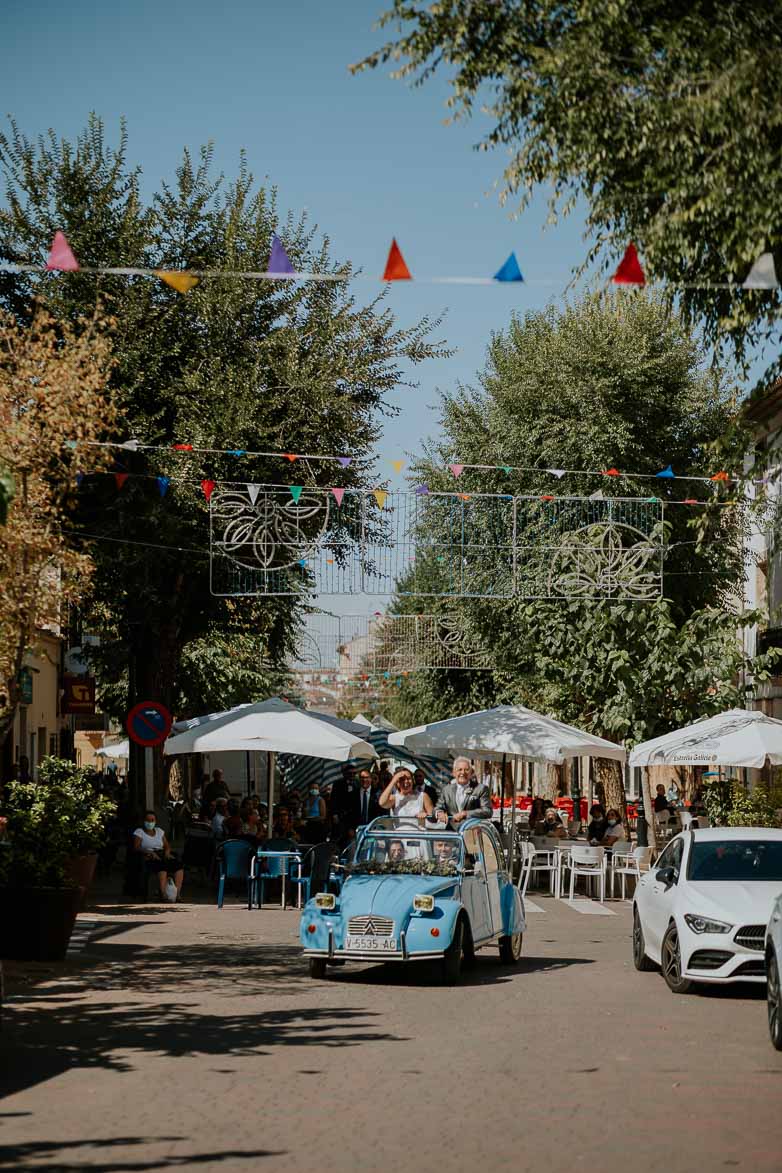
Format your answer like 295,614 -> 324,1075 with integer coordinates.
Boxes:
499,932 -> 523,964
768,949 -> 782,1052
661,923 -> 693,994
633,908 -> 656,971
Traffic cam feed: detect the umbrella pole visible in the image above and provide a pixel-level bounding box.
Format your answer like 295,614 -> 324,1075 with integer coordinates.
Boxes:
500,753 -> 506,832
508,757 -> 518,874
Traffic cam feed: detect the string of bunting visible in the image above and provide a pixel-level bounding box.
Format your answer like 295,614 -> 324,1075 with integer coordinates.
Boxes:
5,232 -> 781,291
67,440 -> 739,486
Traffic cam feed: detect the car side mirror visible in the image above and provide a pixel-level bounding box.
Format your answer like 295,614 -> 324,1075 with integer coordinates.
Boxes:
655,866 -> 677,888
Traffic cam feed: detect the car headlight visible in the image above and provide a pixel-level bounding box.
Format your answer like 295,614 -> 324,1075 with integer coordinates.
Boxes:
314,892 -> 336,910
413,894 -> 435,913
683,913 -> 733,934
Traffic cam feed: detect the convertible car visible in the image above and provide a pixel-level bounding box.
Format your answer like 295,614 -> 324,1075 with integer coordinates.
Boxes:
299,816 -> 525,983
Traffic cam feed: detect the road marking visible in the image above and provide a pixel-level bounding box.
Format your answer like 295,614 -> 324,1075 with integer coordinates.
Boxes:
564,900 -> 617,916
523,899 -> 545,914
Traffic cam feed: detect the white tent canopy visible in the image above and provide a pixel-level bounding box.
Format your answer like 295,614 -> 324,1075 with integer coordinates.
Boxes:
388,704 -> 626,764
629,708 -> 782,769
95,739 -> 129,760
163,697 -> 377,762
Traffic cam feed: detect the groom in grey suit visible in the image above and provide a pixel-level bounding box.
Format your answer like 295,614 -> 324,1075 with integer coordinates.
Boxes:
436,757 -> 492,825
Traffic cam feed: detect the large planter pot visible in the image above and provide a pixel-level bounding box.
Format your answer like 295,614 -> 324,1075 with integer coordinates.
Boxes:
0,886 -> 81,961
64,853 -> 98,907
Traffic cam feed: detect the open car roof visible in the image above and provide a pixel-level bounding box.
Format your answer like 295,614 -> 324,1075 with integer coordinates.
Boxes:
363,816 -> 474,837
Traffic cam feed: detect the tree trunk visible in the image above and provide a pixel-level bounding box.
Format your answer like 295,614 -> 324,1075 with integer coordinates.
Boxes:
595,757 -> 628,835
640,767 -> 658,851
535,762 -> 561,801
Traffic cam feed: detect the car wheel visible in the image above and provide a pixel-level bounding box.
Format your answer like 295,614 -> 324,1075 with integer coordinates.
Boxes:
309,957 -> 328,980
499,932 -> 523,964
633,908 -> 656,971
661,923 -> 693,994
441,917 -> 464,985
767,948 -> 782,1052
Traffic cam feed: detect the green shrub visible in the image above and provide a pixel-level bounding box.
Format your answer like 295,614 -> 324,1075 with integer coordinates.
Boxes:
704,777 -> 782,828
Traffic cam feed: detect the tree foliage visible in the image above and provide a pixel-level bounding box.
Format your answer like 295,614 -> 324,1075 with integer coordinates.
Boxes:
356,2 -> 782,381
0,116 -> 448,735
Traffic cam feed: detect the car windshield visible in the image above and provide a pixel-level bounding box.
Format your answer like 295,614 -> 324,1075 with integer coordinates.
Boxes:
349,832 -> 463,876
688,839 -> 782,882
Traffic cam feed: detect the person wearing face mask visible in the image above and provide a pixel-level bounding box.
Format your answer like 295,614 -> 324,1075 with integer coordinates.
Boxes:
132,810 -> 184,901
600,809 -> 626,850
302,785 -> 327,841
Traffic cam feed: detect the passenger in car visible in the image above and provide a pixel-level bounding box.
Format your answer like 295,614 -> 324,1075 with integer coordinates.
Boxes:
387,840 -> 406,863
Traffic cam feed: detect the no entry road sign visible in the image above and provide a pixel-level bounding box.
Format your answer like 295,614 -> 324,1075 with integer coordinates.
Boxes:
126,701 -> 173,748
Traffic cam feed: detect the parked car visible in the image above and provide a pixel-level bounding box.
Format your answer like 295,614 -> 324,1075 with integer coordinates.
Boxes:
633,827 -> 782,994
766,891 -> 782,1050
299,816 -> 525,983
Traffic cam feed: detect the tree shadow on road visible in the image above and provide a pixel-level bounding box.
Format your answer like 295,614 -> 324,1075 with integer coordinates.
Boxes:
0,1136 -> 284,1171
321,952 -> 595,988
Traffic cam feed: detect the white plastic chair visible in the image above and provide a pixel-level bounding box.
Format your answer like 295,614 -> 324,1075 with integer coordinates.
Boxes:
527,845 -> 561,898
679,810 -> 694,831
517,840 -> 535,895
566,845 -> 606,902
611,846 -> 653,900
607,841 -> 632,898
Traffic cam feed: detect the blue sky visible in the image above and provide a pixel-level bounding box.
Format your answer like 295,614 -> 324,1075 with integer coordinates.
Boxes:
3,0 -> 594,479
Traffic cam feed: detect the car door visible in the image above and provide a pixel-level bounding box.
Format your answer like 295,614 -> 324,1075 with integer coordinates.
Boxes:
643,838 -> 684,955
461,827 -> 492,943
479,828 -> 504,938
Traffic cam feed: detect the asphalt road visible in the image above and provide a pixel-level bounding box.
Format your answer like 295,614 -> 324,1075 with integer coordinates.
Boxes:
1,891 -> 780,1173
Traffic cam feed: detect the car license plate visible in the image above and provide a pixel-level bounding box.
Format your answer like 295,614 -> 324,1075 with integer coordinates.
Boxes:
345,935 -> 397,952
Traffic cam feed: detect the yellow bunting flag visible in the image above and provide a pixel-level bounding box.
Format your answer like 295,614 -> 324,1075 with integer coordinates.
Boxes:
156,270 -> 200,294
391,459 -> 405,473
373,489 -> 388,509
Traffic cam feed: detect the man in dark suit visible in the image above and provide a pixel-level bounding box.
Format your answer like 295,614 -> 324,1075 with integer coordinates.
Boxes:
436,757 -> 492,825
347,767 -> 381,832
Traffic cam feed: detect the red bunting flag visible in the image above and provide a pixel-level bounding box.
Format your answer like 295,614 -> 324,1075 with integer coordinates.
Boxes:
612,243 -> 645,286
173,443 -> 193,451
114,473 -> 128,491
46,230 -> 80,272
382,238 -> 412,281
601,467 -> 620,477
541,495 -> 555,501
201,479 -> 216,502
710,471 -> 730,482
683,498 -> 699,505
284,453 -> 298,463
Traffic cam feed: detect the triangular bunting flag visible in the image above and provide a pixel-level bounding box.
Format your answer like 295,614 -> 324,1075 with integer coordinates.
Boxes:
45,230 -> 79,272
247,484 -> 261,505
64,440 -> 77,450
289,485 -> 303,503
173,443 -> 193,451
330,487 -> 345,506
547,469 -> 566,479
612,242 -> 645,286
337,456 -> 352,468
201,479 -> 216,502
284,453 -> 298,463
501,465 -> 512,475
415,484 -> 429,495
120,439 -> 140,451
76,473 -> 84,487
602,467 -> 620,477
457,493 -> 471,501
541,495 -> 555,502
229,449 -> 247,457
647,496 -> 660,503
656,465 -> 675,478
391,459 -> 405,473
114,473 -> 129,491
449,464 -> 464,478
589,489 -> 604,500
743,252 -> 778,289
382,238 -> 412,281
267,234 -> 295,276
683,498 -> 699,505
710,471 -> 730,482
298,559 -> 307,568
157,476 -> 170,497
493,252 -> 524,283
373,489 -> 388,509
156,270 -> 199,294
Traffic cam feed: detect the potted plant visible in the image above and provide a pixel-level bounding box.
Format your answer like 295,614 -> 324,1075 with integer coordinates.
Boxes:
0,757 -> 115,960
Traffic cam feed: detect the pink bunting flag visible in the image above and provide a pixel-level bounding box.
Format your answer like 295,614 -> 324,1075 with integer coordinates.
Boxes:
46,231 -> 79,272
201,479 -> 216,502
449,464 -> 464,478
330,487 -> 345,506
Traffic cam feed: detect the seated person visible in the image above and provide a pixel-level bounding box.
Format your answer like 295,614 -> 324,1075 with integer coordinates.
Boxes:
211,797 -> 228,839
386,839 -> 406,864
432,839 -> 458,869
535,807 -> 567,838
600,809 -> 626,847
272,807 -> 299,842
132,810 -> 184,901
654,784 -> 673,814
223,800 -> 244,838
586,803 -> 608,844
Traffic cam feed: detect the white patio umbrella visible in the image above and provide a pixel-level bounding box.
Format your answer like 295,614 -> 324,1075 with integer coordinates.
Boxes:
629,708 -> 782,769
95,739 -> 129,760
163,697 -> 377,812
389,705 -> 626,863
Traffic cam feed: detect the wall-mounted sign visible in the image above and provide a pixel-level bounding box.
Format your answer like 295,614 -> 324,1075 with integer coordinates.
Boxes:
18,667 -> 33,706
62,674 -> 96,715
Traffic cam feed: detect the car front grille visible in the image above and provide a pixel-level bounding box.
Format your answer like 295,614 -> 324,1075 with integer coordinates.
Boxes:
734,958 -> 766,977
689,949 -> 733,971
347,915 -> 394,937
734,924 -> 766,952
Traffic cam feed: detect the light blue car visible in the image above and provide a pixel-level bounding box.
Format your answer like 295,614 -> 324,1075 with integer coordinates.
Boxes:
300,816 -> 525,983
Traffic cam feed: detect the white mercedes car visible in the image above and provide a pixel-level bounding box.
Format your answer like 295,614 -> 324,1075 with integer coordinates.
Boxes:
766,892 -> 782,1049
633,827 -> 782,994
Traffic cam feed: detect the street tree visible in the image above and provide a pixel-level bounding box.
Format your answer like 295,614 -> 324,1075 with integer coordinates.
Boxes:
0,307 -> 117,747
355,2 -> 782,382
0,116 -> 448,804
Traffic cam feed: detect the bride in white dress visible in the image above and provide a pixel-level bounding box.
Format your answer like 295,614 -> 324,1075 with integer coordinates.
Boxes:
379,767 -> 434,824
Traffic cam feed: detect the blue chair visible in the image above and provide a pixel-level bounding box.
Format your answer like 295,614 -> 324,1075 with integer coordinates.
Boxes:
251,838 -> 298,908
287,846 -> 316,908
216,839 -> 253,909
